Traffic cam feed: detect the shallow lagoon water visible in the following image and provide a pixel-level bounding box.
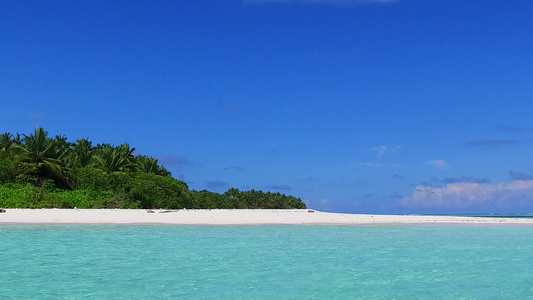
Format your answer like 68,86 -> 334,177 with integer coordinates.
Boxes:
1,225 -> 532,299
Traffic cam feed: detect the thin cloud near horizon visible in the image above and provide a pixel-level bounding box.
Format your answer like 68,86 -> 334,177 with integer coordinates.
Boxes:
401,180 -> 533,210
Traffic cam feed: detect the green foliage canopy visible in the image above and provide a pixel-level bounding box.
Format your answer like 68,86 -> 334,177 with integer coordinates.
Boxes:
0,128 -> 306,210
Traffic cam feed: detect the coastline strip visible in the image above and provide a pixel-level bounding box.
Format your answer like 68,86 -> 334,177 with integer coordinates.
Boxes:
1,209 -> 533,226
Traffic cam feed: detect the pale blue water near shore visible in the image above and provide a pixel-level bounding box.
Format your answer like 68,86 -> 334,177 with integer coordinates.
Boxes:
2,225 -> 533,299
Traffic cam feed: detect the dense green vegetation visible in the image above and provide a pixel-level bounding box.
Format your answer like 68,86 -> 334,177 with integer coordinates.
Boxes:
0,128 -> 306,209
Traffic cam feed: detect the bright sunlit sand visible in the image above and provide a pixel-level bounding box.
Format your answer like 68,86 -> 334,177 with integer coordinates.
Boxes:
1,209 -> 533,225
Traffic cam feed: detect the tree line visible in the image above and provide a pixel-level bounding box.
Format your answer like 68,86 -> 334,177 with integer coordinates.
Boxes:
0,128 -> 306,209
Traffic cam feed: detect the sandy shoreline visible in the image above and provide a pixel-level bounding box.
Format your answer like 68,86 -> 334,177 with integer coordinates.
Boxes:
1,209 -> 533,226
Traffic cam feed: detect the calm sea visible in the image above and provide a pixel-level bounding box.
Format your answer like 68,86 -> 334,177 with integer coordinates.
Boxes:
1,225 -> 532,299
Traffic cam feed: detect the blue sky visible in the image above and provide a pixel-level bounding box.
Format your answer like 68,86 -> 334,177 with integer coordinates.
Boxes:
1,0 -> 532,214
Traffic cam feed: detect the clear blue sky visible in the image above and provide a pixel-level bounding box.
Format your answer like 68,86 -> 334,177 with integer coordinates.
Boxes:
1,0 -> 532,214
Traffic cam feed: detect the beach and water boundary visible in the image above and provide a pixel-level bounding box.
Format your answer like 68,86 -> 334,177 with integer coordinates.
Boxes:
2,209 -> 533,225
3,210 -> 533,299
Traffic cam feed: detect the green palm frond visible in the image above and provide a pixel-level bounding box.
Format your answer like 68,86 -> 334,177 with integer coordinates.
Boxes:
72,138 -> 93,167
94,144 -> 137,174
13,127 -> 71,188
0,132 -> 14,153
136,156 -> 171,176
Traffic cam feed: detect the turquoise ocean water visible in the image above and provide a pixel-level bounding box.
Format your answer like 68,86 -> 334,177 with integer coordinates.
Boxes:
2,225 -> 532,299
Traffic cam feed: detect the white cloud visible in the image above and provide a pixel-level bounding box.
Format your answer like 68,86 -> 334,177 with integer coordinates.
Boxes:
429,159 -> 448,168
370,145 -> 402,157
400,181 -> 533,209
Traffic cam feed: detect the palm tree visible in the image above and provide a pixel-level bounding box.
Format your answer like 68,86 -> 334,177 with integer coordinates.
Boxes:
93,144 -> 136,174
72,138 -> 94,167
54,134 -> 74,152
13,133 -> 22,145
136,155 -> 171,176
0,132 -> 14,153
15,127 -> 69,187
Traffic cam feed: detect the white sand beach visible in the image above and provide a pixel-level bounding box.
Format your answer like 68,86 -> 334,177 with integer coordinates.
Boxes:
1,209 -> 533,225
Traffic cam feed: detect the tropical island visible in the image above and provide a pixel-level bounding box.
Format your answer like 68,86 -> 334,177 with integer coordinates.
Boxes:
0,128 -> 306,210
